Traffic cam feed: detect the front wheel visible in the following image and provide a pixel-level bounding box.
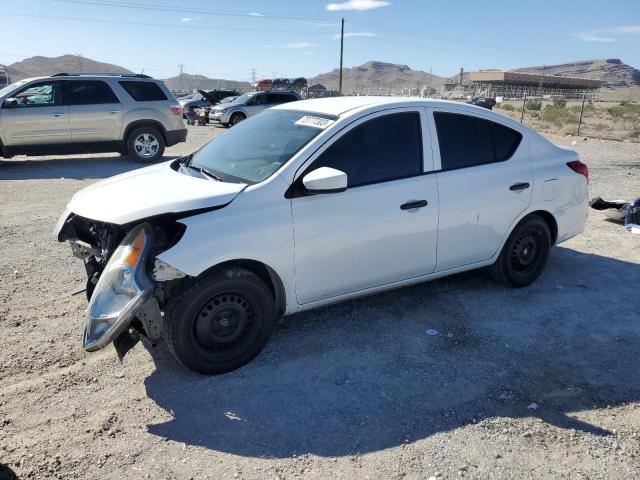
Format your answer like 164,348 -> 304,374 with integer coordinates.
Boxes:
126,127 -> 165,163
229,112 -> 245,127
164,267 -> 277,375
489,215 -> 551,288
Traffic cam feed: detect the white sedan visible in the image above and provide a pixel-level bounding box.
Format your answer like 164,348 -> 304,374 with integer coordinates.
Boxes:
55,97 -> 589,374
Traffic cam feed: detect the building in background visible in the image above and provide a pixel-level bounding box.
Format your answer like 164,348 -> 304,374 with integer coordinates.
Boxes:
469,71 -> 602,99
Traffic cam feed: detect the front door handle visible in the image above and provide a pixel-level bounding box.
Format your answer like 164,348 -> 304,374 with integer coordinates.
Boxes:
509,182 -> 530,191
108,110 -> 121,115
51,112 -> 64,117
400,200 -> 428,210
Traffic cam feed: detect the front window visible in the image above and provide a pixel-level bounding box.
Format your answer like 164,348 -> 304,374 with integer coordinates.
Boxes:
189,109 -> 335,184
8,81 -> 62,107
232,92 -> 256,105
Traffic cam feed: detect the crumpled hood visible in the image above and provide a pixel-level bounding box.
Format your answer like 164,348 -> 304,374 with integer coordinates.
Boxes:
66,160 -> 246,225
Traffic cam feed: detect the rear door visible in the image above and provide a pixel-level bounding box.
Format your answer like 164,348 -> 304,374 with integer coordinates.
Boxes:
67,80 -> 123,143
429,107 -> 532,271
0,80 -> 70,146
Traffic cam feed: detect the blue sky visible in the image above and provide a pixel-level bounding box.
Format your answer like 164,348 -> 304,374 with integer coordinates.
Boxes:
1,0 -> 638,80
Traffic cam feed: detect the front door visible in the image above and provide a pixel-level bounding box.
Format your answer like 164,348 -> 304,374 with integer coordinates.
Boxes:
429,108 -> 533,271
291,109 -> 439,304
0,80 -> 70,146
66,80 -> 123,143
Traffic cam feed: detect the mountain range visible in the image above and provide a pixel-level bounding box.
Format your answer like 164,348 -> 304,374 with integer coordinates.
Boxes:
2,55 -> 638,99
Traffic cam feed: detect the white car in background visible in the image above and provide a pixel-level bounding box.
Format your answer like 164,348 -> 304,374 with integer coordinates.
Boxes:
55,97 -> 589,375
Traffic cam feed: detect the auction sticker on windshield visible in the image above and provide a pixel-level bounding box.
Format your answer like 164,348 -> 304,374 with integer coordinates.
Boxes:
294,116 -> 335,129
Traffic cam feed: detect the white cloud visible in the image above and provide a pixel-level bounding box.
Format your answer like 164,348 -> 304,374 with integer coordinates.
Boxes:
304,51 -> 316,56
326,0 -> 390,11
333,32 -> 377,39
283,42 -> 316,48
317,22 -> 340,27
180,17 -> 191,22
249,12 -> 264,17
574,25 -> 640,42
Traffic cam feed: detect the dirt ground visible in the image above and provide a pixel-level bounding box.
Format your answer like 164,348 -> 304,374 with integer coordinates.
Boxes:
0,123 -> 639,480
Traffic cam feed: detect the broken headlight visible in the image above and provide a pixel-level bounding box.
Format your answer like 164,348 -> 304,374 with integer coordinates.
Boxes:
84,223 -> 154,351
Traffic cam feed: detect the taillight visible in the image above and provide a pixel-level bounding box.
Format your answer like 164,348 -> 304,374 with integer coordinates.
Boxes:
567,160 -> 589,183
170,104 -> 182,115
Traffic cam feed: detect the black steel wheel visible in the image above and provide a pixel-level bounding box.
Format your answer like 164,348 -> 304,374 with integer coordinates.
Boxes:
489,215 -> 551,288
164,267 -> 276,374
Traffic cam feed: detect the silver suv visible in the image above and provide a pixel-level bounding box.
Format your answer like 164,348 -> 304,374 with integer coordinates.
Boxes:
0,73 -> 187,163
210,90 -> 300,127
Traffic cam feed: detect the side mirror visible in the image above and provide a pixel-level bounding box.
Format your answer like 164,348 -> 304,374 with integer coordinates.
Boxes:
3,98 -> 18,108
302,167 -> 347,194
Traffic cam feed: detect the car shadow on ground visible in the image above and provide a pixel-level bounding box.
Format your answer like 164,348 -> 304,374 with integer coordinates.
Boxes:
143,246 -> 639,458
0,155 -> 180,181
0,464 -> 18,480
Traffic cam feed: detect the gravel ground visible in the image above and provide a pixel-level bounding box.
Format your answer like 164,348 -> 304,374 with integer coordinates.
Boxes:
0,124 -> 639,480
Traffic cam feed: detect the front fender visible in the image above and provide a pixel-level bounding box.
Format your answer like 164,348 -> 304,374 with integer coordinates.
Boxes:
155,175 -> 297,312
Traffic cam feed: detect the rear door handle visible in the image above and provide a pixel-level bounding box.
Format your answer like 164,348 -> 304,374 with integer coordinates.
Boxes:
108,110 -> 121,115
509,182 -> 530,191
400,200 -> 428,210
50,112 -> 64,117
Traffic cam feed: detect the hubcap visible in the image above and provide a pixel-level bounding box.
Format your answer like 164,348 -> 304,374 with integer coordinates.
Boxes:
134,133 -> 159,158
231,115 -> 244,125
511,231 -> 540,272
194,294 -> 253,350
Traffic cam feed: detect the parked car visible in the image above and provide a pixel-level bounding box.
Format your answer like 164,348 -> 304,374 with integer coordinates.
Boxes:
207,95 -> 237,122
0,73 -> 186,162
55,97 -> 589,374
179,89 -> 240,117
209,90 -> 300,126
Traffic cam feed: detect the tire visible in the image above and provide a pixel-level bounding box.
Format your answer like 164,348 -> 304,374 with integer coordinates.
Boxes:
126,126 -> 165,163
229,112 -> 245,127
164,267 -> 277,375
489,215 -> 551,288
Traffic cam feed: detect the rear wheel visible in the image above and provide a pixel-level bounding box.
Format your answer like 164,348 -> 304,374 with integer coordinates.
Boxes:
126,126 -> 165,163
164,267 -> 277,375
489,215 -> 551,288
229,112 -> 246,127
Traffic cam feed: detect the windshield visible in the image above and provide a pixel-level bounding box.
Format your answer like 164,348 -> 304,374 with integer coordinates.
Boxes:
0,80 -> 29,99
190,109 -> 336,184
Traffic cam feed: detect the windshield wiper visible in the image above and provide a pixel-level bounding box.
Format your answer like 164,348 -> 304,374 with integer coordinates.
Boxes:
187,164 -> 223,181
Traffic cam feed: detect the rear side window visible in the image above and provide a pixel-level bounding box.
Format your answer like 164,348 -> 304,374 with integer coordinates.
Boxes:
67,80 -> 119,105
434,112 -> 522,170
119,81 -> 167,101
313,112 -> 423,188
272,93 -> 296,104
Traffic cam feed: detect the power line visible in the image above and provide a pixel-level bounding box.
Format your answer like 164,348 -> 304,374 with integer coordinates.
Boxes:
0,13 -> 337,35
48,0 -> 335,21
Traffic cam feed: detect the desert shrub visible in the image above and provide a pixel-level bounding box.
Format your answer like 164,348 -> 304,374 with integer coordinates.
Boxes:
541,105 -> 578,126
607,103 -> 640,120
500,103 -> 515,111
552,98 -> 567,108
628,127 -> 640,139
525,100 -> 542,111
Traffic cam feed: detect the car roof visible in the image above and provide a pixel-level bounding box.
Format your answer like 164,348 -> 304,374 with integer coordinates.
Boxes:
273,96 -> 525,126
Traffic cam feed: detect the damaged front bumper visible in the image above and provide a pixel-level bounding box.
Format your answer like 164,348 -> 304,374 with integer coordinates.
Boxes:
55,211 -> 189,359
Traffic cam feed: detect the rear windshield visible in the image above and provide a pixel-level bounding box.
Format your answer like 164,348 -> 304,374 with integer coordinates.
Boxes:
190,109 -> 336,184
119,81 -> 167,101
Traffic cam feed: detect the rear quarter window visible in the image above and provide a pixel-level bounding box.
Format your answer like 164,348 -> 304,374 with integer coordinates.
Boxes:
119,81 -> 168,101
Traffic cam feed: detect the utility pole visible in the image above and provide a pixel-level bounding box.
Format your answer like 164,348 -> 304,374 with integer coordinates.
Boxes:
577,90 -> 588,135
178,64 -> 184,75
339,17 -> 344,94
250,68 -> 257,83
